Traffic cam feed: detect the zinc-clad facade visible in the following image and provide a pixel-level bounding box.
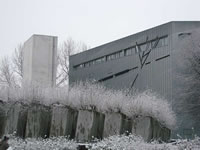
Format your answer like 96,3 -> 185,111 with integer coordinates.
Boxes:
69,21 -> 200,138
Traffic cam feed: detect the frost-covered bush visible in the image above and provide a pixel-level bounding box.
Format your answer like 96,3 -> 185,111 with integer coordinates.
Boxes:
90,134 -> 200,150
8,84 -> 45,105
44,87 -> 69,106
8,136 -> 78,150
122,90 -> 176,129
68,83 -> 176,129
3,83 -> 69,106
68,83 -> 125,112
0,82 -> 176,129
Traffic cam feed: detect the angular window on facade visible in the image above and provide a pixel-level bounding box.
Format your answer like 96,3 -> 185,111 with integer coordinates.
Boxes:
151,36 -> 168,48
84,62 -> 90,67
89,61 -> 93,66
106,55 -> 112,61
110,54 -> 116,60
95,58 -> 102,64
156,39 -> 163,47
75,64 -> 83,69
74,65 -> 79,69
140,43 -> 147,51
163,36 -> 168,46
151,40 -> 157,48
80,64 -> 84,68
115,52 -> 120,59
91,60 -> 97,65
119,50 -> 124,57
131,47 -> 136,53
101,57 -> 106,62
125,48 -> 132,56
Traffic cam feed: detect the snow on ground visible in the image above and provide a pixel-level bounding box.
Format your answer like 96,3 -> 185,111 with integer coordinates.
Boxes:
90,134 -> 200,150
7,134 -> 200,150
8,136 -> 78,150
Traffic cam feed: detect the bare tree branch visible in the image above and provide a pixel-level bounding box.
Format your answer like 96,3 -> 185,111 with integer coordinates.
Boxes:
0,57 -> 16,87
12,44 -> 24,78
56,38 -> 89,86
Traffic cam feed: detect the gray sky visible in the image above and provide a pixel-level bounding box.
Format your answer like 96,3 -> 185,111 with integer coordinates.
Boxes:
0,0 -> 200,57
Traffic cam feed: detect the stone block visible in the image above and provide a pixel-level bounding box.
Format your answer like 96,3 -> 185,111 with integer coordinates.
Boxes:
50,106 -> 78,138
132,116 -> 153,142
132,116 -> 171,142
75,110 -> 104,142
4,102 -> 28,138
103,113 -> 132,138
16,105 -> 28,138
151,119 -> 171,142
0,101 -> 8,137
25,104 -> 51,138
121,115 -> 132,135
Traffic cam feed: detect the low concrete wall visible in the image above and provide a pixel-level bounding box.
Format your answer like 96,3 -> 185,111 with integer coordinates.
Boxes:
132,116 -> 170,142
132,116 -> 152,142
50,106 -> 78,138
103,113 -> 132,137
75,110 -> 105,142
0,102 -> 171,142
25,104 -> 51,138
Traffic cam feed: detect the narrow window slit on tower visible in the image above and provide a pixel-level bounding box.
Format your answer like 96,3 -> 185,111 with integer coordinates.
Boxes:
98,66 -> 138,82
130,66 -> 138,71
115,69 -> 130,77
98,75 -> 113,82
145,62 -> 151,65
155,54 -> 170,61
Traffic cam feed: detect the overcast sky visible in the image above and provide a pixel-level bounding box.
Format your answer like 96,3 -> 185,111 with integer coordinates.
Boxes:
0,0 -> 200,57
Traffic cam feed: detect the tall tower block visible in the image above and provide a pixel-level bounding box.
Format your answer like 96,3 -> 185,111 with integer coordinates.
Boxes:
23,35 -> 57,87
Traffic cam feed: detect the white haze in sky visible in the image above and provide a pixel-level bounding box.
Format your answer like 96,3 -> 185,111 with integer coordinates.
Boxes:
0,0 -> 200,57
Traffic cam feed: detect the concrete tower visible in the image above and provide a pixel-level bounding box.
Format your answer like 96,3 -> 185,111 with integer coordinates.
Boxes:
23,35 -> 57,87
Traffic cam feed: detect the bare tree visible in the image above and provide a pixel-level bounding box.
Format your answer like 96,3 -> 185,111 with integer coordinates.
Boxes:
56,38 -> 89,86
0,38 -> 88,87
12,44 -> 23,78
0,57 -> 16,87
12,44 -> 24,87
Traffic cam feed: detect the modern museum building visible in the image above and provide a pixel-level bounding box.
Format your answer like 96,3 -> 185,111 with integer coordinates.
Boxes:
69,21 -> 200,138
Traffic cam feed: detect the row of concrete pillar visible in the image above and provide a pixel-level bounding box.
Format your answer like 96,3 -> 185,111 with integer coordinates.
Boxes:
0,101 -> 170,142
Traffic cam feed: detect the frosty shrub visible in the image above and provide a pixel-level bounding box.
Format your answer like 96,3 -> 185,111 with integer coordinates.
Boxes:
0,82 -> 176,129
69,82 -> 176,129
2,83 -> 69,106
8,84 -> 45,105
122,90 -> 176,129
